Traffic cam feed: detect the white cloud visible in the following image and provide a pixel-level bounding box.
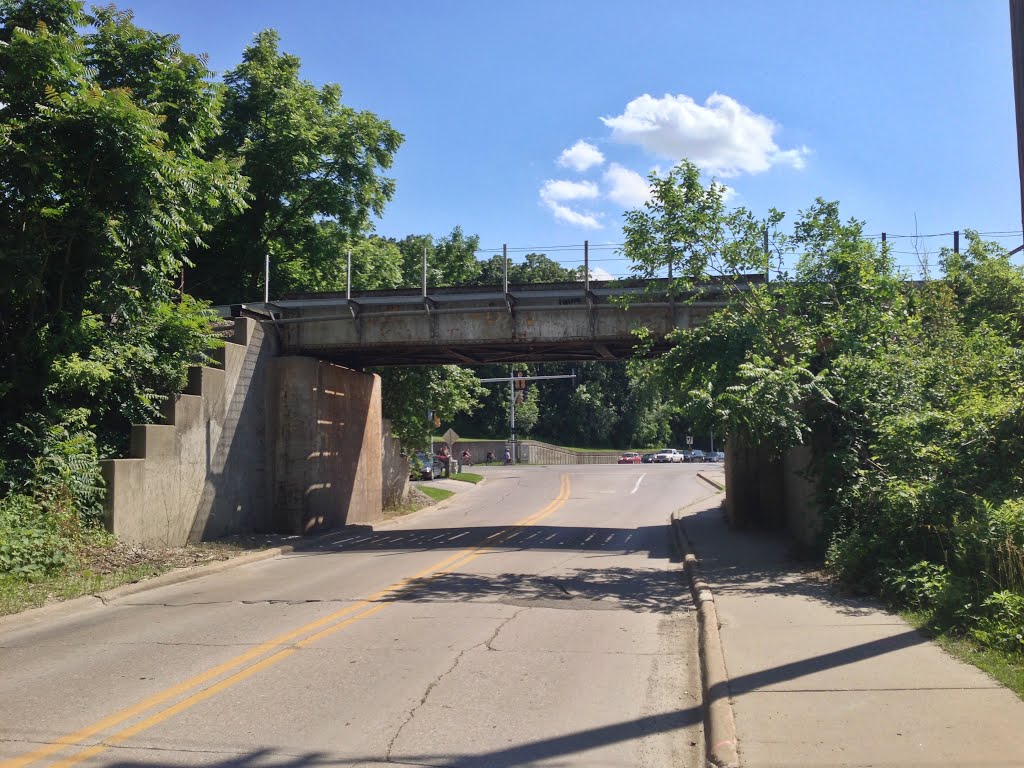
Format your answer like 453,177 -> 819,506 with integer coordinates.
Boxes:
539,179 -> 603,229
557,140 -> 605,172
603,163 -> 651,208
601,92 -> 809,177
718,184 -> 737,204
539,179 -> 599,202
543,199 -> 603,229
589,266 -> 614,281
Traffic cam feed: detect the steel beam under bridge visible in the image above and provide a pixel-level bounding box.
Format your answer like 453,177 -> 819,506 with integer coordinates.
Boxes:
251,277 -> 760,368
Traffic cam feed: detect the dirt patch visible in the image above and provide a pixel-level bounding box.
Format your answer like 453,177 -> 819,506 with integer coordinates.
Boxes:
73,534 -> 295,576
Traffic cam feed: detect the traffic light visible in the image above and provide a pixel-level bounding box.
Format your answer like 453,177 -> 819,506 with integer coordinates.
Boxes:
514,370 -> 527,391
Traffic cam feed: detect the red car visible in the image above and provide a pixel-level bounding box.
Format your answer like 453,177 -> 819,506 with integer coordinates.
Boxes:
617,452 -> 642,464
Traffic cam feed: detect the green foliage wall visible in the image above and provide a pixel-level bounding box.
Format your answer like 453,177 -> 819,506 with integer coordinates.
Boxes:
621,160 -> 1024,654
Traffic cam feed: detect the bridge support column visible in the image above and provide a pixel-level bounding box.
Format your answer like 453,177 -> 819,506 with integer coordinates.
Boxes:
724,435 -> 825,556
267,357 -> 383,535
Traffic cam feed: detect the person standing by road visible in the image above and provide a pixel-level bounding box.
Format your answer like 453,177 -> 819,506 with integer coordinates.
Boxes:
504,448 -> 512,465
437,445 -> 451,477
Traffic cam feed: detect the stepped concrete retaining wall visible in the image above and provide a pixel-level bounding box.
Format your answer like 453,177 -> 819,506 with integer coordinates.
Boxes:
102,319 -> 390,546
101,317 -> 277,546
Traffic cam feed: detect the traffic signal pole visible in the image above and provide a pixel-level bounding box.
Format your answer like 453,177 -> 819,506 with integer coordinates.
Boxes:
477,372 -> 576,461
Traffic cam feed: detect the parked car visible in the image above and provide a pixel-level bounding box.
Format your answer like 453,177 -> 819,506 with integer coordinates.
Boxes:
617,452 -> 642,464
640,453 -> 656,464
654,448 -> 682,463
686,449 -> 706,463
706,451 -> 725,463
409,451 -> 444,480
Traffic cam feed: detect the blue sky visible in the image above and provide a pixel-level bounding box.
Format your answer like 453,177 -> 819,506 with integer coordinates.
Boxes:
124,1 -> 1020,277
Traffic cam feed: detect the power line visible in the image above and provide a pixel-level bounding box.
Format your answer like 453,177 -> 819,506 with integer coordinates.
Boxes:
471,229 -> 1024,261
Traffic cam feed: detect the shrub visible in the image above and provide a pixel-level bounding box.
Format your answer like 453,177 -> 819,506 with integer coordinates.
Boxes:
0,410 -> 106,578
881,561 -> 950,609
972,591 -> 1024,654
0,494 -> 68,576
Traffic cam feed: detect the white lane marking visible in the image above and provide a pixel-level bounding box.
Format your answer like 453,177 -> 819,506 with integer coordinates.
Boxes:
631,474 -> 646,495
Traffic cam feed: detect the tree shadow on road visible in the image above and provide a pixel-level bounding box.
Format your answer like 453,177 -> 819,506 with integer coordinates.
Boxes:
391,565 -> 693,615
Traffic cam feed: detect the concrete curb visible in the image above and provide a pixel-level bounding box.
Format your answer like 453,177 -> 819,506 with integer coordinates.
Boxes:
696,471 -> 726,492
671,508 -> 740,768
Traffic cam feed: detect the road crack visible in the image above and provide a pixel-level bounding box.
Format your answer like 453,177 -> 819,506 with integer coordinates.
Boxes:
112,597 -> 366,608
384,608 -> 525,762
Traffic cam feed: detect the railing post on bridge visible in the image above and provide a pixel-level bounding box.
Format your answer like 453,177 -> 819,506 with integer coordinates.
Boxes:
954,230 -> 960,254
422,247 -> 428,296
264,252 -> 270,304
503,243 -> 508,293
584,240 -> 590,291
346,250 -> 351,300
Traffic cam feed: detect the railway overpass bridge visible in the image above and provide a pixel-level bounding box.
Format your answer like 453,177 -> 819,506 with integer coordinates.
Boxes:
105,276 -> 770,547
255,276 -> 764,368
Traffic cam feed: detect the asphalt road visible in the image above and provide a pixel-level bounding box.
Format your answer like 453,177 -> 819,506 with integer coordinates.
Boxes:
0,464 -> 718,768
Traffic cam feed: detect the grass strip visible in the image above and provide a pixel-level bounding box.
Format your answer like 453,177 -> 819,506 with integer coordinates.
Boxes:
419,486 -> 454,502
1,564 -> 170,617
902,609 -> 1024,700
451,472 -> 483,484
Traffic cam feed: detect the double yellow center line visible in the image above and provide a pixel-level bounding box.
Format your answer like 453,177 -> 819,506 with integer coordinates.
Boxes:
3,474 -> 571,768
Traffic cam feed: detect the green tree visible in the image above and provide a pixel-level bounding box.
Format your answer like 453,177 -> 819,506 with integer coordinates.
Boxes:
475,251 -> 582,286
624,166 -> 1024,652
0,0 -> 242,427
622,160 -> 728,288
941,230 -> 1024,343
397,226 -> 481,288
189,29 -> 402,303
377,365 -> 485,448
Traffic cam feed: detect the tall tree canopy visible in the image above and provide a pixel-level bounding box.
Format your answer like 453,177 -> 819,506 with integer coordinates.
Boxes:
395,226 -> 482,288
189,30 -> 403,303
0,0 -> 244,426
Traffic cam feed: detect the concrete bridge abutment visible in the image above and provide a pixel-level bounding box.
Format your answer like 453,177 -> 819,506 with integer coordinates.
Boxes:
267,357 -> 383,535
101,317 -> 392,546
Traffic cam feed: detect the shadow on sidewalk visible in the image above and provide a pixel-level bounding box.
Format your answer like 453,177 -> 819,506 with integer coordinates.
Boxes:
724,628 -> 927,695
682,503 -> 887,618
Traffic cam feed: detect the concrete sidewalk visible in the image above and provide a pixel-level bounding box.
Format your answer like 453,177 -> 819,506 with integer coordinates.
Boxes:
680,480 -> 1024,768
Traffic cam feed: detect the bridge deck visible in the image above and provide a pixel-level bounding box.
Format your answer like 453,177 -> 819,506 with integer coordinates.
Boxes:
229,277 -> 759,367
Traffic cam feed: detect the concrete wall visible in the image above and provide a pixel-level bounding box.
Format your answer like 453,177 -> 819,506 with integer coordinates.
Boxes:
451,439 -> 620,465
783,443 -> 824,556
724,436 -> 825,554
381,419 -> 409,508
452,441 -> 508,466
519,440 -> 620,465
101,317 -> 277,546
724,436 -> 786,530
267,358 -> 383,534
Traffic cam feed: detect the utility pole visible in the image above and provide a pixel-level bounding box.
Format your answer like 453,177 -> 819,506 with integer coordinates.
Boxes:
1012,1 -> 1024,235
